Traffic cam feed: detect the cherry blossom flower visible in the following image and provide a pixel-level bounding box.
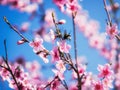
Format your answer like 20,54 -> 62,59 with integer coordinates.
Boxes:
89,34 -> 105,50
56,60 -> 66,73
66,0 -> 81,14
107,2 -> 119,11
38,52 -> 49,63
83,20 -> 100,38
50,46 -> 60,62
83,72 -> 93,87
92,80 -> 104,90
44,9 -> 56,27
0,67 -> 10,81
31,0 -> 43,4
17,38 -> 27,45
29,35 -> 49,63
43,29 -> 55,43
20,22 -> 30,32
25,61 -> 41,72
106,24 -> 118,39
57,19 -> 66,24
50,78 -> 60,90
52,61 -> 66,81
53,0 -> 66,12
102,78 -> 113,89
57,40 -> 71,53
97,64 -> 113,78
52,69 -> 64,81
20,3 -> 38,13
29,35 -> 44,52
72,64 -> 86,78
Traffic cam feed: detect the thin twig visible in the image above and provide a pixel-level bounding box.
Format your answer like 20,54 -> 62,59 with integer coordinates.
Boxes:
44,76 -> 58,88
103,0 -> 112,26
4,40 -> 8,61
3,16 -> 30,43
0,64 -> 9,71
58,78 -> 68,90
52,12 -> 58,30
72,13 -> 82,90
72,13 -> 78,69
3,40 -> 21,90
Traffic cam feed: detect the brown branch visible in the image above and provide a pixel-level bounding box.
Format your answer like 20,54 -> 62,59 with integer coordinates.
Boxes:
72,12 -> 82,90
3,40 -> 21,90
51,12 -> 83,90
103,0 -> 112,26
3,16 -> 30,43
44,76 -> 58,88
0,64 -> 9,71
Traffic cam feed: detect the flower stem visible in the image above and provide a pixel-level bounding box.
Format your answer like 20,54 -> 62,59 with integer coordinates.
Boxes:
103,0 -> 112,26
72,13 -> 82,90
3,40 -> 21,90
3,16 -> 30,43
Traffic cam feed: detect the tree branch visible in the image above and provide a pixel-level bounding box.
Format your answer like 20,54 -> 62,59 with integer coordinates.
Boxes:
3,16 -> 30,43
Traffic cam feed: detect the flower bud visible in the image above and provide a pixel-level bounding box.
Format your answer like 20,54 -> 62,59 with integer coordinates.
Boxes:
57,19 -> 66,24
17,38 -> 26,45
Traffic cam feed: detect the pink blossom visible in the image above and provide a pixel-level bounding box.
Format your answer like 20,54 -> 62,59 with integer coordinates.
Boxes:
20,22 -> 30,32
17,38 -> 26,45
107,3 -> 119,11
56,60 -> 66,73
89,34 -> 105,50
97,64 -> 113,78
50,78 -> 60,90
29,36 -> 49,63
52,69 -> 64,80
69,84 -> 78,90
92,80 -> 104,90
38,52 -> 49,63
75,11 -> 88,32
31,0 -> 43,4
29,35 -> 44,52
83,72 -> 93,87
43,29 -> 55,43
57,19 -> 66,24
73,64 -> 86,78
51,46 -> 60,62
20,3 -> 38,13
57,40 -> 71,53
0,67 -> 10,81
0,0 -> 8,5
106,24 -> 118,39
53,0 -> 66,12
44,9 -> 56,27
53,0 -> 66,7
25,61 -> 41,72
9,0 -> 29,10
102,78 -> 113,89
83,20 -> 99,38
66,0 -> 81,14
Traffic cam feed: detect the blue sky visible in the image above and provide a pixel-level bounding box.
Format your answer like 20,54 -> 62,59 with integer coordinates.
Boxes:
0,0 -> 120,89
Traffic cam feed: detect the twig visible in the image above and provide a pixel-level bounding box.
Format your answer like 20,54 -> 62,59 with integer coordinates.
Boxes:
44,76 -> 58,88
72,13 -> 78,69
3,40 -> 21,90
52,12 -> 58,31
103,0 -> 112,26
4,40 -> 8,61
58,78 -> 68,90
72,13 -> 82,90
62,80 -> 68,90
0,64 -> 9,71
3,16 -> 30,43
